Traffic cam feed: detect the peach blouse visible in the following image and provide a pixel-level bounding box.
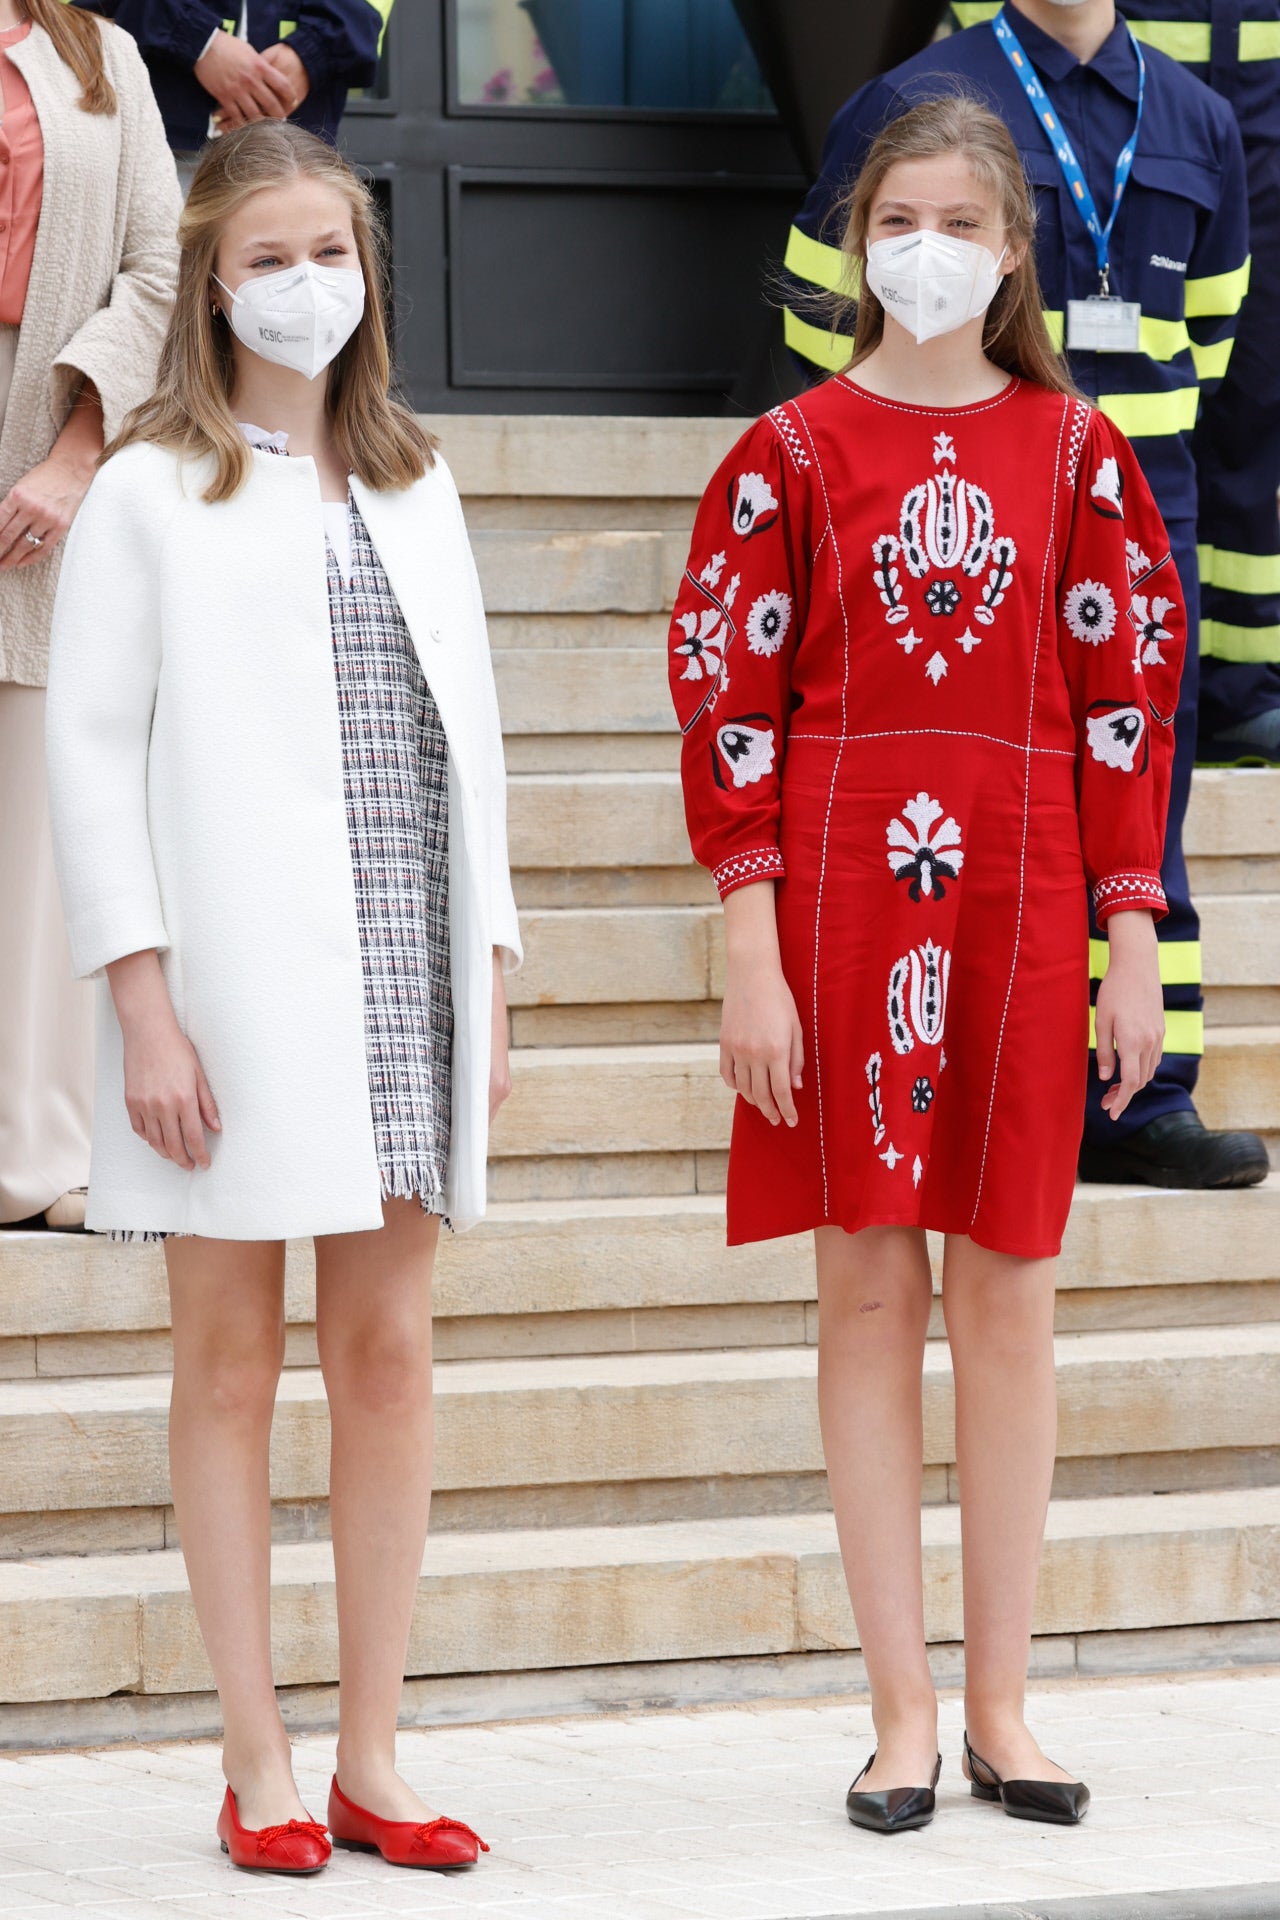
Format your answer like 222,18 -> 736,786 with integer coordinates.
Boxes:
0,22 -> 43,327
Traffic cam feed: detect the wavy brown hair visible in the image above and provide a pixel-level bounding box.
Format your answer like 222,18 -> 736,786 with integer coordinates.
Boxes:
832,91 -> 1078,396
107,120 -> 435,501
29,0 -> 116,113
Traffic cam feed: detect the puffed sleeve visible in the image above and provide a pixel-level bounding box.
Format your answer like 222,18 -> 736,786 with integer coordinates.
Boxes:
668,414 -> 807,899
1058,411 -> 1186,926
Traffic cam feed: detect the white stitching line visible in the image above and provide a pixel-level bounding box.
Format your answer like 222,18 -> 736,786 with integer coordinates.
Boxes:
793,405 -> 843,1217
970,397 -> 1068,1228
788,729 -> 1075,756
713,847 -> 786,892
836,376 -> 1021,419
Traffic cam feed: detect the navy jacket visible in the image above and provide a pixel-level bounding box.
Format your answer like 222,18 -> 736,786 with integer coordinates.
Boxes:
74,1 -> 390,149
782,2 -> 1249,532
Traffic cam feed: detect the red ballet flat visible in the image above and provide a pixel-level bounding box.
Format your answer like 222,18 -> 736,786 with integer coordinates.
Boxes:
328,1773 -> 489,1869
216,1785 -> 331,1874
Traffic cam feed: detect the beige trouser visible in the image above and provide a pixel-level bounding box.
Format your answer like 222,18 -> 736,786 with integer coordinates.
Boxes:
0,318 -> 94,1221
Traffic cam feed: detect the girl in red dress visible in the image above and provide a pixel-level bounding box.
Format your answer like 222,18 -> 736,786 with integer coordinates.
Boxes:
670,96 -> 1182,1831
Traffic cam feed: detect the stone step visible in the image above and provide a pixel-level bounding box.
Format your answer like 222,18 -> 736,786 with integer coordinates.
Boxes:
508,768 -> 1280,874
472,530 -> 684,616
1,1183 -> 1276,1357
5,1324 -> 1280,1524
494,649 -> 672,735
441,414 -> 742,502
5,1486 -> 1278,1704
488,1034 -> 1280,1159
508,898 -> 1280,1011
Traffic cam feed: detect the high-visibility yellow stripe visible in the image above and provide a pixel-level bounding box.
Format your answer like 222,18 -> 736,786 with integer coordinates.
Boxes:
1184,259 -> 1251,318
1240,20 -> 1280,59
1139,314 -> 1192,362
280,19 -> 296,37
1190,335 -> 1234,381
1097,386 -> 1199,437
1198,543 -> 1213,577
783,306 -> 855,373
1088,1008 -> 1205,1055
1090,939 -> 1202,986
1201,547 -> 1280,597
1200,619 -> 1280,663
1043,309 -> 1065,352
952,2 -> 1001,22
784,225 -> 857,298
1128,20 -> 1212,61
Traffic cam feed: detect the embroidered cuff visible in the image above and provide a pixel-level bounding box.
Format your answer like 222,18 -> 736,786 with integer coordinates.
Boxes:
712,846 -> 786,899
1093,871 -> 1168,924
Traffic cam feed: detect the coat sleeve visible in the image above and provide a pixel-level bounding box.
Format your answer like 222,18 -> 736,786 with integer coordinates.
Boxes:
1058,410 -> 1185,927
440,456 -> 522,976
45,449 -> 175,979
669,414 -> 807,900
71,1 -> 223,67
285,1 -> 386,92
50,29 -> 181,444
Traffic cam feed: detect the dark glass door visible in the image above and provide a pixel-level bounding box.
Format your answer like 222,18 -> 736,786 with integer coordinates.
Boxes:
340,2 -> 805,414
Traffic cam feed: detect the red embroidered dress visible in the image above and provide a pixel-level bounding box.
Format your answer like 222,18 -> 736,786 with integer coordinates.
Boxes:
670,377 -> 1185,1257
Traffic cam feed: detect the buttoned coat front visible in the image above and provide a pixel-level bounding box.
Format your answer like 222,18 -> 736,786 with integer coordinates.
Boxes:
44,437 -> 522,1240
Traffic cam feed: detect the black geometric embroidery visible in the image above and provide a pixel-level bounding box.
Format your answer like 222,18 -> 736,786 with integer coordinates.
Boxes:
924,578 -> 961,618
911,1077 -> 934,1114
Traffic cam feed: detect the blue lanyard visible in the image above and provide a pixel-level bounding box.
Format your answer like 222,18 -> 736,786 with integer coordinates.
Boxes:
992,6 -> 1145,295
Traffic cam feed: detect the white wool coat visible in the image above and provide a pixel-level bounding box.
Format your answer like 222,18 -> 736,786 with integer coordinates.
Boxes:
0,20 -> 180,686
44,439 -> 522,1239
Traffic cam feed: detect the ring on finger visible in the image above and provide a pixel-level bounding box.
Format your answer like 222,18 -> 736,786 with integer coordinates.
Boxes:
22,530 -> 43,548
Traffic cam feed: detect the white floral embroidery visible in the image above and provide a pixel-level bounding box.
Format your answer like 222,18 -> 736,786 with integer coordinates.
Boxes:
889,940 -> 951,1052
715,718 -> 775,788
873,534 -> 909,624
673,606 -> 727,681
1086,704 -> 1146,773
973,535 -> 1016,626
932,431 -> 956,465
1131,591 -> 1176,666
956,626 -> 982,655
924,651 -> 948,686
724,572 -> 741,610
913,1154 -> 924,1188
1064,578 -> 1117,645
1125,538 -> 1150,578
897,627 -> 924,656
1090,455 -> 1124,519
865,1052 -> 886,1146
745,589 -> 792,657
730,471 -> 779,540
699,551 -> 726,589
899,484 -> 929,578
887,794 -> 964,901
880,1143 -> 904,1170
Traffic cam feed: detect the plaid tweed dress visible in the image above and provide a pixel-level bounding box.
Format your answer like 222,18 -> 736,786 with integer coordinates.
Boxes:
110,493 -> 452,1239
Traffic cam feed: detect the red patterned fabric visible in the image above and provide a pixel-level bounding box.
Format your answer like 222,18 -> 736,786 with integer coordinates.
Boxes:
669,377 -> 1183,1257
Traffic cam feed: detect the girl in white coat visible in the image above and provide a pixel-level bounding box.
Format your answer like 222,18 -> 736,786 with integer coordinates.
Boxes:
44,122 -> 520,1875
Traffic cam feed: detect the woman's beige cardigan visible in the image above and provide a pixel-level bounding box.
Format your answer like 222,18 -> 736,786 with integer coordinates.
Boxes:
0,18 -> 179,686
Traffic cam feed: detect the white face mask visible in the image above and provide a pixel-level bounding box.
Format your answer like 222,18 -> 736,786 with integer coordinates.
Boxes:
865,230 -> 1007,344
214,261 -> 365,379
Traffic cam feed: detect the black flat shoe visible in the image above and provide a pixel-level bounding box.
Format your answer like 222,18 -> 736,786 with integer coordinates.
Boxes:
846,1749 -> 942,1834
963,1732 -> 1089,1825
1078,1109 -> 1269,1190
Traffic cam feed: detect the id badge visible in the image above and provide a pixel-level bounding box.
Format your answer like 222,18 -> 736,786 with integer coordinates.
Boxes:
1067,296 -> 1142,353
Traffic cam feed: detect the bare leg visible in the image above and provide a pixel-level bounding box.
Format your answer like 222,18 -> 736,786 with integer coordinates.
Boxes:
317,1197 -> 441,1820
815,1224 -> 938,1791
166,1236 -> 311,1827
942,1234 -> 1074,1784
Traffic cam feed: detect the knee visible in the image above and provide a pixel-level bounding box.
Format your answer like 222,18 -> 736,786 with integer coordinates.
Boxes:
175,1330 -> 284,1422
321,1317 -> 432,1417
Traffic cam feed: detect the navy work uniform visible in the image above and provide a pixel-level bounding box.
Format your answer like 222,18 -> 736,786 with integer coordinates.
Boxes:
780,2 -> 1251,1162
1119,2 -> 1280,759
74,2 -> 393,150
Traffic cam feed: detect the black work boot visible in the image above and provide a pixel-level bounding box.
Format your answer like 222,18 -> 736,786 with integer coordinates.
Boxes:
1078,1110 -> 1270,1189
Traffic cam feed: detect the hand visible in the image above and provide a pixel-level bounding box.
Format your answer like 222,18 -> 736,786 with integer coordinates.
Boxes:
1095,910 -> 1164,1121
0,453 -> 94,569
196,30 -> 293,125
721,956 -> 804,1126
261,42 -> 310,110
106,951 -> 222,1170
490,950 -> 512,1123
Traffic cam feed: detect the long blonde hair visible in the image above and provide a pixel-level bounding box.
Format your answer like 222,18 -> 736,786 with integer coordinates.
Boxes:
107,121 -> 436,501
833,91 -> 1077,396
27,0 -> 116,113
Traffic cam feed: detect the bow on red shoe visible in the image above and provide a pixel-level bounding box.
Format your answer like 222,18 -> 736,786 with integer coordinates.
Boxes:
217,1786 -> 331,1874
327,1774 -> 489,1869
